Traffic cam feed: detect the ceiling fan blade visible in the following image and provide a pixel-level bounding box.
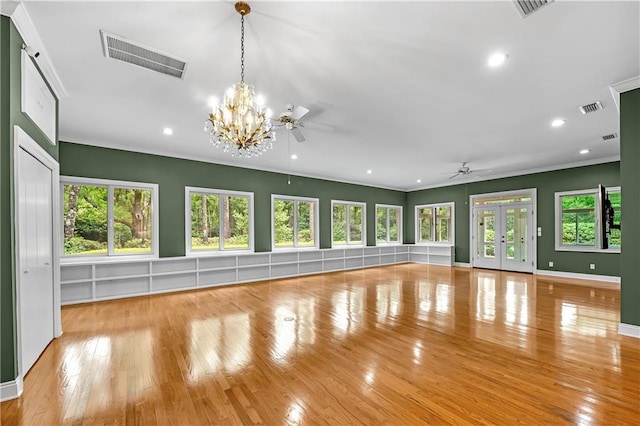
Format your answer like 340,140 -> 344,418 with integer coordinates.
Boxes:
291,127 -> 306,143
448,173 -> 462,180
302,119 -> 335,129
291,105 -> 309,120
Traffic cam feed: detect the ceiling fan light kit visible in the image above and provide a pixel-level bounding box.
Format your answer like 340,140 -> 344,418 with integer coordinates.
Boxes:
204,2 -> 275,158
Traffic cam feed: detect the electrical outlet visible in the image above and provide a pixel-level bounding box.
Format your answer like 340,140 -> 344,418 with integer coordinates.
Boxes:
537,227 -> 542,237
590,264 -> 596,270
548,261 -> 554,267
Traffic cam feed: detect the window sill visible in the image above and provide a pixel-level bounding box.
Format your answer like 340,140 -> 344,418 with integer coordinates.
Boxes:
415,242 -> 454,247
555,246 -> 620,254
272,246 -> 320,252
61,253 -> 158,265
186,249 -> 254,257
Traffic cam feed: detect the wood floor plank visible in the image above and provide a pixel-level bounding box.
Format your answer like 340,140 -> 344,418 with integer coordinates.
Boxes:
2,264 -> 639,425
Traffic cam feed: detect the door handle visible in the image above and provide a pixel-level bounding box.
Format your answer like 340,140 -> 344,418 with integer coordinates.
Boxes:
44,262 -> 50,266
24,270 -> 29,274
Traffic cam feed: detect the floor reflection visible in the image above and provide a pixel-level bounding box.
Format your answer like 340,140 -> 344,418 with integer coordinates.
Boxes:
6,265 -> 636,425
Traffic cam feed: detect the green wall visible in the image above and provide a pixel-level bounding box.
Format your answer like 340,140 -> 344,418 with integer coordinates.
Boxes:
406,162 -> 621,276
0,16 -> 59,383
620,88 -> 640,327
59,143 -> 406,255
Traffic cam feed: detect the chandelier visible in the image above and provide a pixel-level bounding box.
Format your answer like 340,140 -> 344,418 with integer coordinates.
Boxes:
205,2 -> 275,158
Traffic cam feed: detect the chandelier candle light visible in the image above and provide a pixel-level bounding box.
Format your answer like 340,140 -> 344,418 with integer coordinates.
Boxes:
205,1 -> 275,157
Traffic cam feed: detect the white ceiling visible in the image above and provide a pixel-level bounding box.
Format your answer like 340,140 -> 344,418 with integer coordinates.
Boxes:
19,0 -> 640,190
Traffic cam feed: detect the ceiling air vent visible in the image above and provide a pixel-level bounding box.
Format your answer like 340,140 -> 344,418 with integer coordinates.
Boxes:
602,133 -> 618,141
579,101 -> 603,115
100,31 -> 188,79
513,0 -> 554,18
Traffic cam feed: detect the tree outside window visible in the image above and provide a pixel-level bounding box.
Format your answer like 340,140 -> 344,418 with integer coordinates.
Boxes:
187,188 -> 253,252
416,203 -> 453,243
273,196 -> 318,249
376,205 -> 402,244
332,201 -> 366,246
557,188 -> 621,250
62,179 -> 156,256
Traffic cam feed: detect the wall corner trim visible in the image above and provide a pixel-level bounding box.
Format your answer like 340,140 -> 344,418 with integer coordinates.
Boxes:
609,75 -> 640,113
618,323 -> 640,339
9,3 -> 67,99
0,376 -> 23,402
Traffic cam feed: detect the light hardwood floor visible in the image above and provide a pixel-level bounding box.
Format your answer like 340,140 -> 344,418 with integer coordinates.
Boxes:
2,264 -> 639,425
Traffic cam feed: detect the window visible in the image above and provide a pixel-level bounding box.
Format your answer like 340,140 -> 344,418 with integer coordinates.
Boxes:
332,200 -> 366,246
186,187 -> 253,253
555,187 -> 621,252
376,204 -> 402,245
272,195 -> 319,249
415,202 -> 454,244
61,177 -> 158,258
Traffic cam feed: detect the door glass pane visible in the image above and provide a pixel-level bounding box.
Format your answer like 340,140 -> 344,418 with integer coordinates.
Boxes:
349,205 -> 363,244
297,201 -> 315,247
222,195 -> 250,249
274,199 -> 294,247
333,204 -> 347,245
419,208 -> 433,242
191,193 -> 219,251
63,184 -> 108,255
506,207 -> 528,263
114,188 -> 152,254
477,210 -> 496,259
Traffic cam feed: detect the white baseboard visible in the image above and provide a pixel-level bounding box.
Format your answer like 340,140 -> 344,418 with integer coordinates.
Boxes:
618,323 -> 640,338
454,262 -> 471,268
535,269 -> 620,284
618,322 -> 640,339
0,376 -> 23,402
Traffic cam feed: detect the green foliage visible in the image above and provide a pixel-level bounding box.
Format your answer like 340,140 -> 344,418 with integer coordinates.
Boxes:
64,236 -> 106,254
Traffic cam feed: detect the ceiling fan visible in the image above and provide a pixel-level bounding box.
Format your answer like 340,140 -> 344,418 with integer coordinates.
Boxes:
270,104 -> 314,143
443,162 -> 489,180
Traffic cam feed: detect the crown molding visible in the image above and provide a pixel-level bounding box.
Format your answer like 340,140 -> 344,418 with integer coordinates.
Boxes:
609,75 -> 640,114
0,1 -> 19,16
10,3 -> 67,99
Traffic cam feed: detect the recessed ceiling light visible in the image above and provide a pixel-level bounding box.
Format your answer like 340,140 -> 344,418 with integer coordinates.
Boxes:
416,179 -> 422,183
163,127 -> 173,135
366,169 -> 373,174
488,52 -> 508,67
551,119 -> 566,128
580,149 -> 590,155
290,154 -> 298,160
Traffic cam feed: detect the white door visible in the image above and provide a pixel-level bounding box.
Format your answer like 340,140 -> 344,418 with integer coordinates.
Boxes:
18,146 -> 55,375
473,203 -> 533,273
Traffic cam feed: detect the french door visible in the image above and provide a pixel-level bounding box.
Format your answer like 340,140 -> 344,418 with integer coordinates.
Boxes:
473,203 -> 533,273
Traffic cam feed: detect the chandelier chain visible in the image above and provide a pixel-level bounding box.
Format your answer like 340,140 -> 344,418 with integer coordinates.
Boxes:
240,15 -> 245,83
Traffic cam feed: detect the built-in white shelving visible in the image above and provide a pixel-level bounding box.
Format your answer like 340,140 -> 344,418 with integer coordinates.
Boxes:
60,244 -> 453,305
408,245 -> 455,266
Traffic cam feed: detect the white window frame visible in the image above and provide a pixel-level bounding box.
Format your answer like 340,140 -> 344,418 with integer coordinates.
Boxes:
60,176 -> 159,261
331,200 -> 367,247
271,194 -> 320,251
415,202 -> 455,245
555,187 -> 620,253
375,204 -> 403,245
185,186 -> 254,255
